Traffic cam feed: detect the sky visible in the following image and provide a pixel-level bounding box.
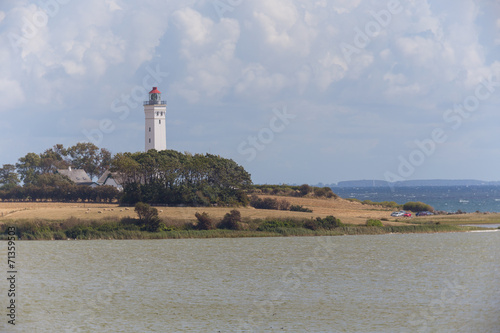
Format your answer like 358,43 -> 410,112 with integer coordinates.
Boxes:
1,0 -> 500,185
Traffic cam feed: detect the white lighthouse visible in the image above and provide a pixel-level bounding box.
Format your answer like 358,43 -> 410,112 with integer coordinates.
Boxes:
144,87 -> 167,151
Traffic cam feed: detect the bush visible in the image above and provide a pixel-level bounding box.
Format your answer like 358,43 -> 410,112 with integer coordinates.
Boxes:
323,187 -> 338,199
403,201 -> 434,212
217,210 -> 242,230
303,219 -> 320,230
313,187 -> 328,197
194,212 -> 215,230
378,201 -> 400,209
250,195 -> 282,210
304,216 -> 342,230
135,202 -> 160,232
290,205 -> 313,213
277,199 -> 291,211
299,184 -> 312,196
366,219 -> 383,227
256,219 -> 301,231
65,226 -> 95,239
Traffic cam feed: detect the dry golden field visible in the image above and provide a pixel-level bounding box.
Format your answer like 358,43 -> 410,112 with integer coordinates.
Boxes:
1,195 -> 499,226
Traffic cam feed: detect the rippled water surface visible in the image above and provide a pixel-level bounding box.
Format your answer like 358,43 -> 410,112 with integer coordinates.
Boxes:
2,232 -> 499,332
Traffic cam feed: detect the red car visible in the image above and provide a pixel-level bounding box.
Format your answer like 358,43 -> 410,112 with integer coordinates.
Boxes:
403,212 -> 412,217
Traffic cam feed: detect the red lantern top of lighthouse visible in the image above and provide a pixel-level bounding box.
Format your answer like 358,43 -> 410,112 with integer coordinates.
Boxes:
144,87 -> 166,105
149,87 -> 161,94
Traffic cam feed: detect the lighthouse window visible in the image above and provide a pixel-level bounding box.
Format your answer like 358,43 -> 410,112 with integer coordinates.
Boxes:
159,120 -> 161,124
149,127 -> 151,132
149,139 -> 151,143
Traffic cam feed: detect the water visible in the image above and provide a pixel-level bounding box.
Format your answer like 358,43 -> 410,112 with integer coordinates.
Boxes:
333,186 -> 500,213
1,233 -> 499,332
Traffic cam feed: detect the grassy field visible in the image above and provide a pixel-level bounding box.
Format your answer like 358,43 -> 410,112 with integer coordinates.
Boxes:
0,195 -> 407,225
1,194 -> 500,226
0,194 -> 498,240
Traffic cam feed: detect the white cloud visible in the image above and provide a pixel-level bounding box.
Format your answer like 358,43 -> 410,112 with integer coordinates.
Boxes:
173,7 -> 212,46
234,63 -> 288,97
253,0 -> 299,49
314,51 -> 347,90
396,36 -> 440,66
0,79 -> 25,111
172,8 -> 241,102
331,0 -> 361,14
1,0 -> 499,183
105,0 -> 123,12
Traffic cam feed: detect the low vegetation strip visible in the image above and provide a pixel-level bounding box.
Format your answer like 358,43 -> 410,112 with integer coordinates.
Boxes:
0,216 -> 476,241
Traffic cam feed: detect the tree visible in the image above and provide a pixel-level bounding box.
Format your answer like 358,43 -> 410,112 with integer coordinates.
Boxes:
134,202 -> 160,232
217,210 -> 242,230
16,152 -> 43,184
403,201 -> 434,212
112,150 -> 252,206
40,147 -> 69,172
97,148 -> 112,178
66,142 -> 112,180
194,212 -> 215,230
0,164 -> 20,190
299,184 -> 312,196
34,173 -> 72,187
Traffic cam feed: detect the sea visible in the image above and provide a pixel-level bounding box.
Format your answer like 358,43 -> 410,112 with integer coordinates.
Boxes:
332,185 -> 500,213
5,233 -> 499,332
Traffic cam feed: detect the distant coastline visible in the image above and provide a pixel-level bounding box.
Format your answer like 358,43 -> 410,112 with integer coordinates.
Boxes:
321,179 -> 500,188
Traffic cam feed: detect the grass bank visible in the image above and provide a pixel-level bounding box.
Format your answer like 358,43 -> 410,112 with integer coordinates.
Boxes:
0,217 -> 481,240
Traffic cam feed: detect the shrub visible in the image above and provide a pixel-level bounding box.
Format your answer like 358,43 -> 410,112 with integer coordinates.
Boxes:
95,223 -> 120,232
217,210 -> 242,230
366,219 -> 383,227
134,202 -> 160,232
303,219 -> 320,230
236,190 -> 250,207
324,187 -> 338,199
304,216 -> 342,230
290,205 -> 313,213
53,231 -> 66,240
250,195 -> 292,211
403,201 -> 434,212
256,219 -> 301,231
65,226 -> 94,239
314,187 -> 328,197
277,199 -> 291,211
313,186 -> 338,198
299,184 -> 312,196
194,212 -> 215,230
378,201 -> 400,209
322,216 -> 343,229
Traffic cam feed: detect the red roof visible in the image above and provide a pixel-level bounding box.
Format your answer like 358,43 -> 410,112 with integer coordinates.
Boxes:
149,87 -> 161,94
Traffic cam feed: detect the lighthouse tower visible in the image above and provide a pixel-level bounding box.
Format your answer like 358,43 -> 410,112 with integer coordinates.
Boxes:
144,87 -> 167,151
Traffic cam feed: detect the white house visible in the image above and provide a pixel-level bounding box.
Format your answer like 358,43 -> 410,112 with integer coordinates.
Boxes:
57,167 -> 97,186
97,170 -> 124,191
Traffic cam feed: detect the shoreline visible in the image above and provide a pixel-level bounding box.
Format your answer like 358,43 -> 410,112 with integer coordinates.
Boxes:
0,223 -> 489,241
2,195 -> 499,241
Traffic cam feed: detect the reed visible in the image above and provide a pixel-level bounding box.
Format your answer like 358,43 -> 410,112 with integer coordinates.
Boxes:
0,217 -> 482,240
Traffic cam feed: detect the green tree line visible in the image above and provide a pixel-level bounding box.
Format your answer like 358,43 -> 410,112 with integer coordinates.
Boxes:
1,143 -> 252,206
112,150 -> 252,206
